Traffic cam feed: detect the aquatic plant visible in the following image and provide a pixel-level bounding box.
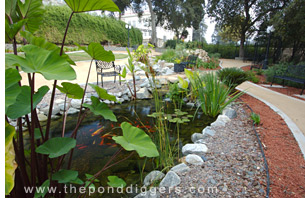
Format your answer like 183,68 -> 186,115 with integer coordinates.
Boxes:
5,0 -> 159,197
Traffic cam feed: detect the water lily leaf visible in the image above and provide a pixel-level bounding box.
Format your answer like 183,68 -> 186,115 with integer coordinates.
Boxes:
5,18 -> 27,42
112,122 -> 159,158
107,176 -> 126,188
6,85 -> 49,119
35,137 -> 76,158
5,68 -> 21,114
6,45 -> 76,80
75,43 -> 115,62
34,179 -> 49,198
5,121 -> 17,195
53,169 -> 78,184
83,96 -> 117,122
56,82 -> 84,99
21,31 -> 75,65
17,0 -> 44,33
64,0 -> 121,13
89,84 -> 117,101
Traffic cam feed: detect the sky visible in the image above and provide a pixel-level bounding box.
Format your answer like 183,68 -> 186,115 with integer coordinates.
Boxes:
204,16 -> 216,43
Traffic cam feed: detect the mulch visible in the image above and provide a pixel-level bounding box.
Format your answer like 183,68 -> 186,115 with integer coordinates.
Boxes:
240,93 -> 305,198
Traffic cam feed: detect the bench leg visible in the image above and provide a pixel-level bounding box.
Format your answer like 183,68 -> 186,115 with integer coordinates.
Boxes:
97,74 -> 99,86
271,77 -> 275,86
119,75 -> 121,85
282,79 -> 285,87
101,75 -> 104,87
301,83 -> 305,95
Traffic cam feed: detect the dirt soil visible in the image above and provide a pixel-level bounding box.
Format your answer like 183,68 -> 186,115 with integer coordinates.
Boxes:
241,66 -> 305,101
240,94 -> 305,198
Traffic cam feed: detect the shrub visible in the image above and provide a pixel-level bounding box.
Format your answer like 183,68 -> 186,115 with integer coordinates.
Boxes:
31,5 -> 142,45
165,39 -> 183,49
217,68 -> 248,89
194,73 -> 244,117
246,70 -> 260,83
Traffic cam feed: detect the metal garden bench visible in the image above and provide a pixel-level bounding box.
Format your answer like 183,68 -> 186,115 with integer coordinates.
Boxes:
271,65 -> 305,95
95,60 -> 121,87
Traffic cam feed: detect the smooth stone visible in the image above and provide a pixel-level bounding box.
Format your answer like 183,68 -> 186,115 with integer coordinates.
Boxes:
137,87 -> 152,99
122,95 -> 129,101
55,99 -> 65,104
170,163 -> 190,174
71,99 -> 82,109
164,69 -> 174,75
113,92 -> 123,98
182,143 -> 208,156
163,98 -> 171,102
223,107 -> 237,119
158,78 -> 168,85
51,115 -> 60,119
116,98 -> 125,103
185,154 -> 204,166
210,120 -> 226,127
191,133 -> 206,143
164,63 -> 174,68
135,76 -> 141,81
194,139 -> 206,144
202,126 -> 216,136
216,114 -> 231,123
40,105 -> 61,115
103,100 -> 111,104
159,171 -> 181,188
37,114 -> 48,122
67,108 -> 79,115
143,170 -> 165,186
186,102 -> 195,107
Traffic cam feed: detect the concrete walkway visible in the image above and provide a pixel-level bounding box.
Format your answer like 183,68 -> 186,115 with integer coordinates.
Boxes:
220,59 -> 305,157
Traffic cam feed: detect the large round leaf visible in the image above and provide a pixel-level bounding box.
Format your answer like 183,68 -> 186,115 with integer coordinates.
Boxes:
5,121 -> 17,195
112,122 -> 159,158
6,45 -> 76,80
6,85 -> 49,119
5,68 -> 21,114
56,82 -> 84,99
52,169 -> 78,184
89,84 -> 117,101
35,137 -> 76,158
83,96 -> 117,122
107,176 -> 126,188
5,18 -> 27,42
75,42 -> 115,62
64,0 -> 121,13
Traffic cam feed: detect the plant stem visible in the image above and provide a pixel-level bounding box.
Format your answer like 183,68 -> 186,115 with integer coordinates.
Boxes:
30,73 -> 37,187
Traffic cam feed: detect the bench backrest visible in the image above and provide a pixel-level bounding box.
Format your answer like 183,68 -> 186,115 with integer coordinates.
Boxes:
287,65 -> 305,80
95,60 -> 114,71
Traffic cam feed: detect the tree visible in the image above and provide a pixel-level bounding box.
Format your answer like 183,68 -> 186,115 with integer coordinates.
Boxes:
153,0 -> 205,39
113,0 -> 132,20
193,19 -> 208,42
206,0 -> 290,58
271,0 -> 305,62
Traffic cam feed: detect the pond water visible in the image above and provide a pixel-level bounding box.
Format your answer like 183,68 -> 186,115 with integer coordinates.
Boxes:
49,99 -> 215,197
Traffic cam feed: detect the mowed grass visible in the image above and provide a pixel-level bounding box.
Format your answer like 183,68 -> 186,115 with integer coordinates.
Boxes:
67,52 -> 128,62
16,52 -> 128,62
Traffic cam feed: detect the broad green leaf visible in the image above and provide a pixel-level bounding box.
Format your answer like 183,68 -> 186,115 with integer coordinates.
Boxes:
53,169 -> 78,183
119,67 -> 126,78
85,174 -> 99,182
34,179 -> 49,198
107,176 -> 126,188
6,85 -> 49,119
70,177 -> 84,185
112,122 -> 159,158
178,76 -> 188,89
85,181 -> 95,190
6,45 -> 76,80
56,82 -> 84,99
5,18 -> 27,42
5,68 -> 21,114
5,0 -> 17,17
89,84 -> 117,101
34,128 -> 46,140
20,31 -> 75,65
35,137 -> 76,158
64,0 -> 121,13
75,43 -> 115,62
17,0 -> 44,33
83,96 -> 117,122
5,121 -> 17,195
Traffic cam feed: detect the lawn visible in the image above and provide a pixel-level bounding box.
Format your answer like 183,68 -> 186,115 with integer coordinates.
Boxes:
67,52 -> 128,62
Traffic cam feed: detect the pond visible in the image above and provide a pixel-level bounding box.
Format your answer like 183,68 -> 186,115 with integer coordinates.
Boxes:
49,99 -> 215,197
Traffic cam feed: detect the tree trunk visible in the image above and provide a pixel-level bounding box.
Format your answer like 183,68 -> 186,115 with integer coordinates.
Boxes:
119,12 -> 122,20
146,0 -> 157,46
239,31 -> 246,58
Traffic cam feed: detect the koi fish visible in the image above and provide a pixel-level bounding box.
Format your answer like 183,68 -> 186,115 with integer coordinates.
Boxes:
111,123 -> 114,128
89,129 -> 93,132
134,121 -> 137,124
76,144 -> 85,148
93,140 -> 96,145
91,127 -> 105,136
78,146 -> 87,149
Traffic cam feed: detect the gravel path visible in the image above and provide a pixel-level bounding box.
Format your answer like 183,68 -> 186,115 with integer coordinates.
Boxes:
159,104 -> 267,197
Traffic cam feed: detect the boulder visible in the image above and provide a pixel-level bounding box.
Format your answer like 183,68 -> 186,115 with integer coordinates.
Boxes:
143,170 -> 165,186
71,99 -> 82,109
137,88 -> 152,99
202,126 -> 216,137
222,107 -> 237,119
164,63 -> 174,68
37,114 -> 48,122
67,108 -> 79,115
182,143 -> 208,156
191,133 -> 206,143
185,154 -> 204,166
170,163 -> 190,174
159,171 -> 181,188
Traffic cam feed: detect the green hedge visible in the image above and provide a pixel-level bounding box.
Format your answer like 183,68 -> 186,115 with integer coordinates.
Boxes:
32,5 -> 142,46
